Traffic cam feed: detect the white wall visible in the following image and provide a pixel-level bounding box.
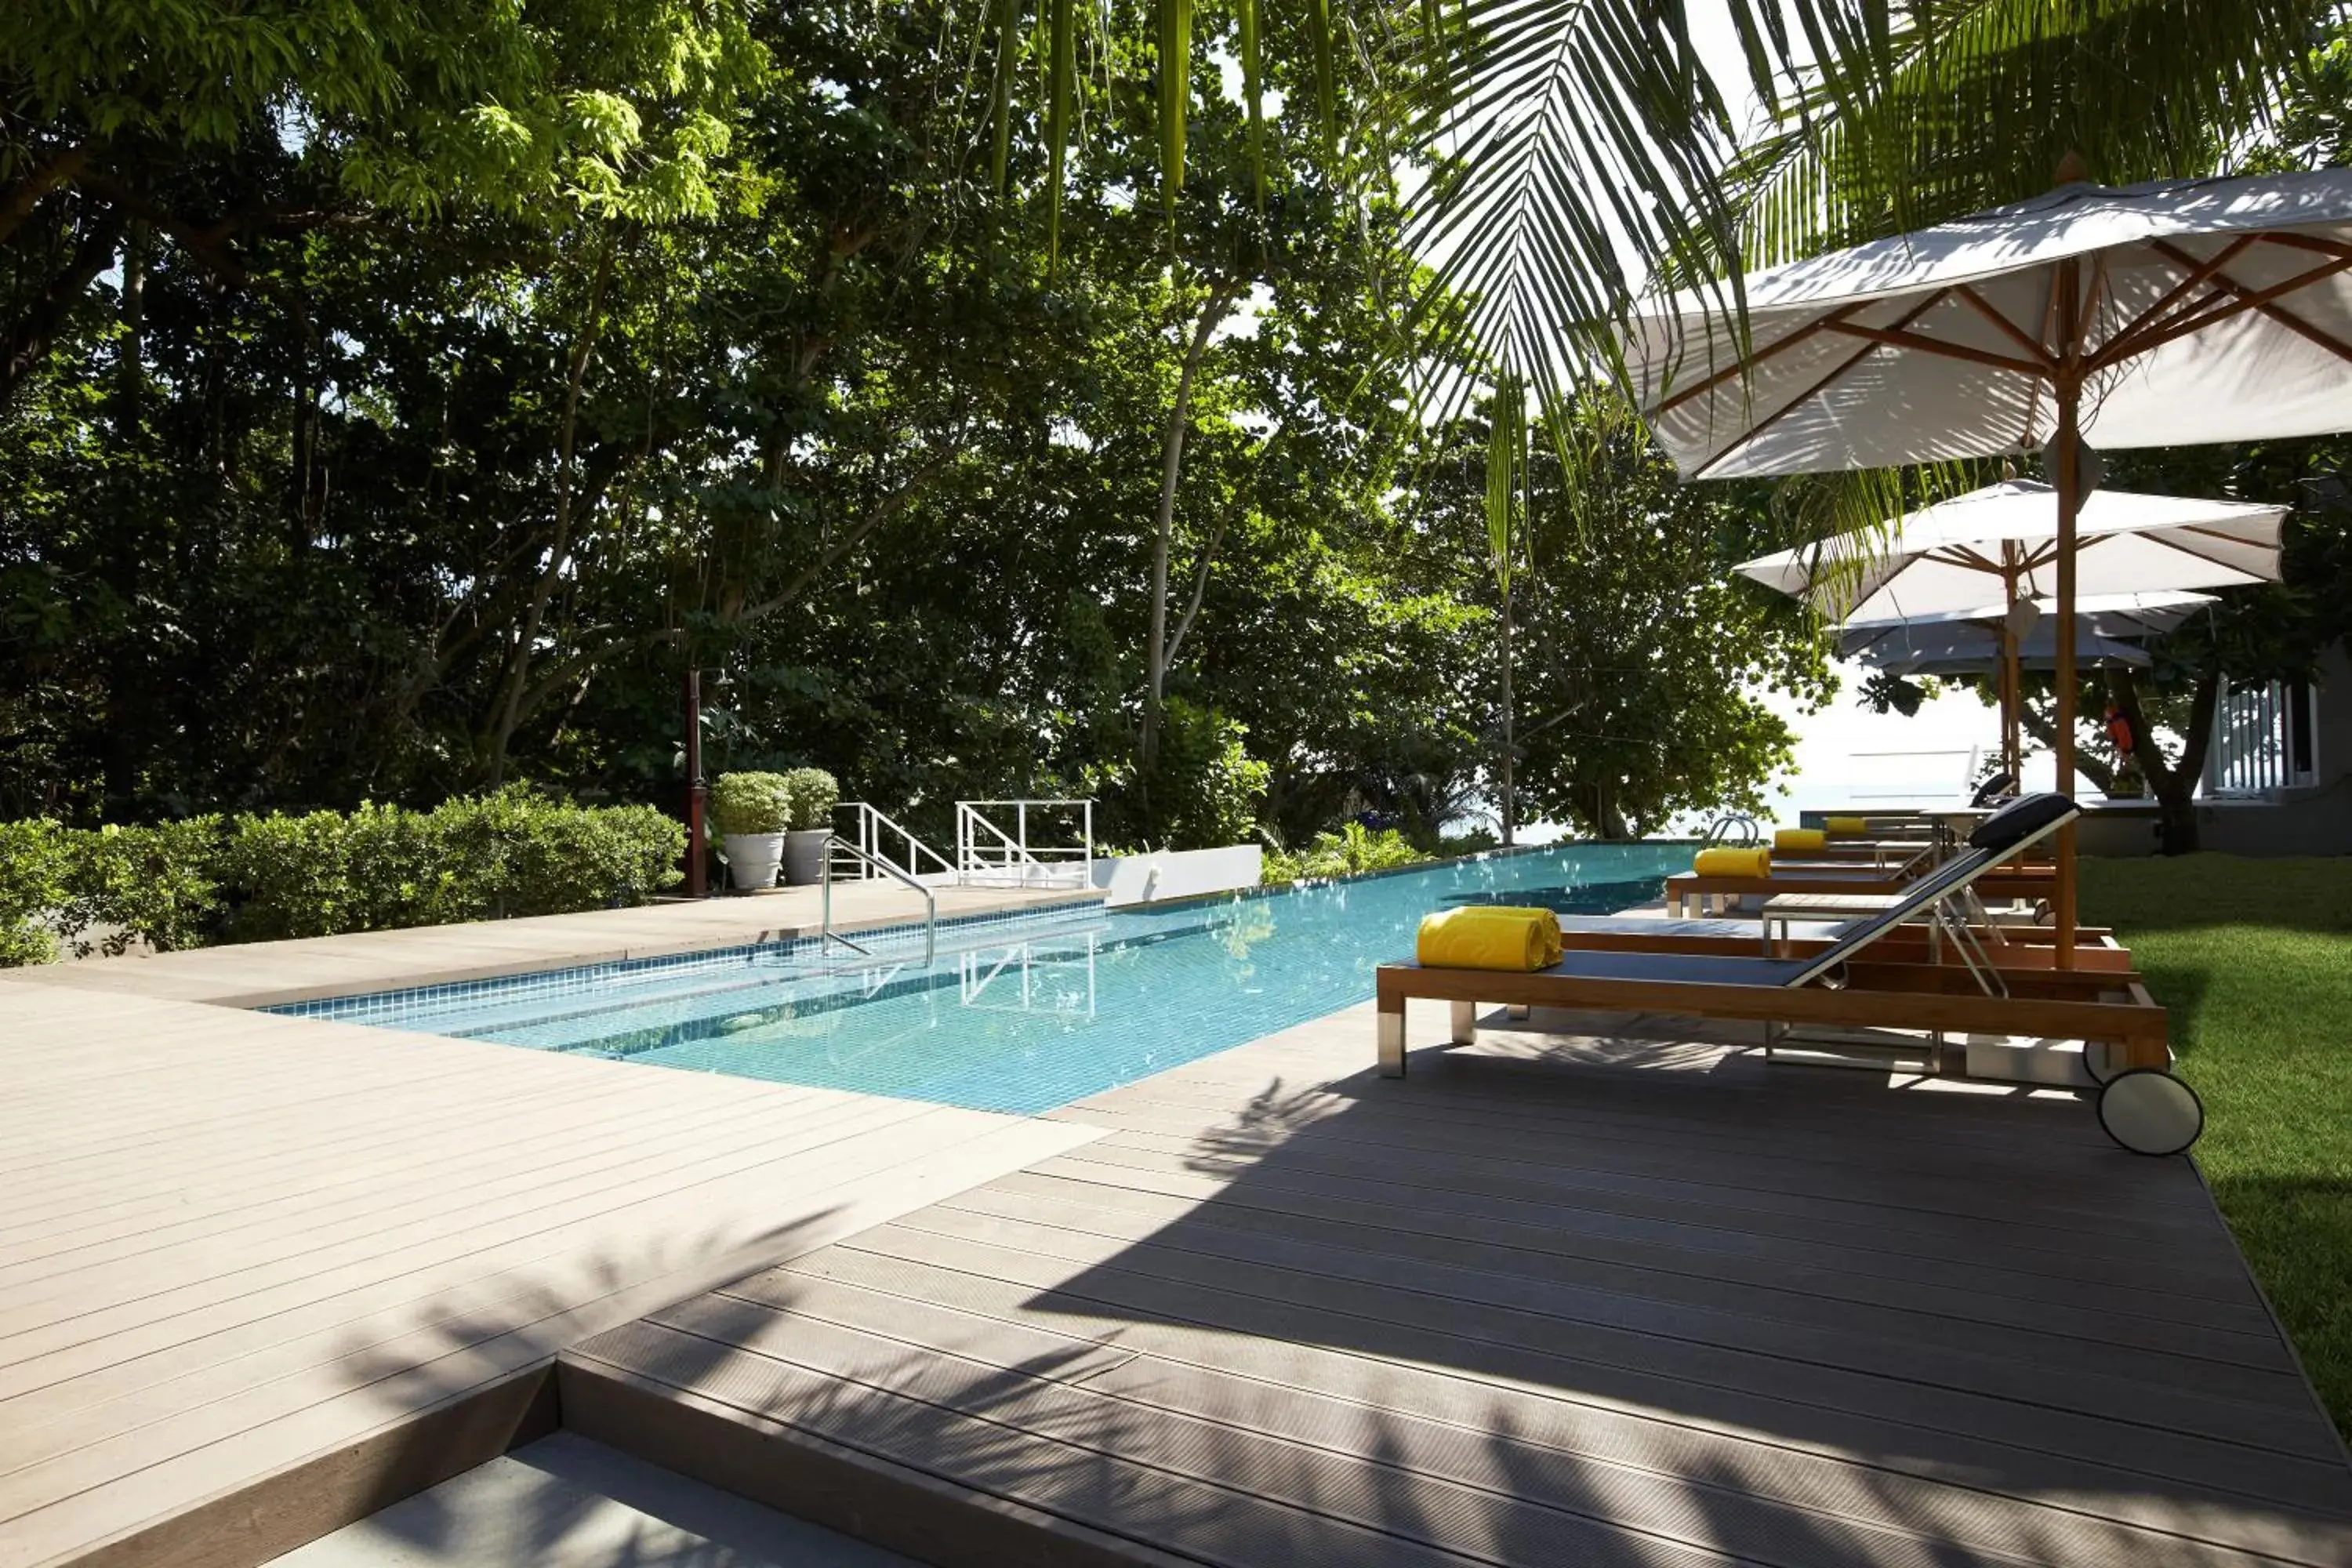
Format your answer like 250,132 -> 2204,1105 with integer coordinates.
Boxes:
1091,845 -> 1262,907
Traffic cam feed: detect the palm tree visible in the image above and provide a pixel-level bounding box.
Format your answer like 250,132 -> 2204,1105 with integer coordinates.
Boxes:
977,2 -> 2336,407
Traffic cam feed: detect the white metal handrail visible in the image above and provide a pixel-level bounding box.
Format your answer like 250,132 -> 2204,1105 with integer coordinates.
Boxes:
819,834 -> 936,966
833,801 -> 956,884
954,798 -> 1094,889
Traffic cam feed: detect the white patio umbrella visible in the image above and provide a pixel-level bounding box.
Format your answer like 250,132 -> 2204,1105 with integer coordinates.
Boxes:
1735,482 -> 2282,623
1623,169 -> 2352,967
1733,475 -> 2283,779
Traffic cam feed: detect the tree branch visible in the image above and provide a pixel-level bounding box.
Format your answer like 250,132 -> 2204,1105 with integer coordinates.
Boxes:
0,139 -> 96,249
731,445 -> 960,626
2,204 -> 129,412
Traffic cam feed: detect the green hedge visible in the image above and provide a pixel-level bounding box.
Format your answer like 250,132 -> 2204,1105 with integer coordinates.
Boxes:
0,789 -> 684,964
0,819 -> 69,965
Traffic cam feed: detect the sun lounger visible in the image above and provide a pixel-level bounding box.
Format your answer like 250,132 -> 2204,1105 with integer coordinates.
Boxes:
1665,860 -> 2056,917
1378,795 -> 2199,1154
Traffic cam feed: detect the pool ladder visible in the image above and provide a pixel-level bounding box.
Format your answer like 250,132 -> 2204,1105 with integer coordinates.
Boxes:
819,834 -> 938,967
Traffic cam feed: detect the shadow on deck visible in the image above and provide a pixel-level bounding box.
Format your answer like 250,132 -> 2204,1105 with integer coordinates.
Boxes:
555,1005 -> 2352,1567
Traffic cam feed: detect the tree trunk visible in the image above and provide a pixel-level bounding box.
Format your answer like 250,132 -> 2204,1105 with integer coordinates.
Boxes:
1497,580 -> 1515,847
2020,695 -> 2120,796
2108,665 -> 2221,856
1141,282 -> 1238,771
485,234 -> 615,787
1589,780 -> 1631,840
114,221 -> 143,436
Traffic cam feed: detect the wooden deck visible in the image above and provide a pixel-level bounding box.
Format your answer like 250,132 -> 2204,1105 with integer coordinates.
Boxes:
564,1001 -> 2352,1568
0,888 -> 1105,1568
0,879 -> 1096,1008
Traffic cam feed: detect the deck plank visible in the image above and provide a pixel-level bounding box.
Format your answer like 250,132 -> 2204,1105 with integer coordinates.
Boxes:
565,999 -> 2352,1568
0,889 -> 1105,1568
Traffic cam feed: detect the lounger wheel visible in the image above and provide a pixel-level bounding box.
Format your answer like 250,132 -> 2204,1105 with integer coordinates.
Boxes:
2096,1069 -> 2204,1156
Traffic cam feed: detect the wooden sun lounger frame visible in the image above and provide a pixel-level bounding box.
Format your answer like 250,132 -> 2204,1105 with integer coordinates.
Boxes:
1374,960 -> 2169,1076
1554,920 -> 2134,973
1379,797 -> 2170,1080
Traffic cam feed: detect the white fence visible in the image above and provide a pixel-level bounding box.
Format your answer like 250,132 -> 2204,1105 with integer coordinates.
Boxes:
956,799 -> 1095,889
2202,678 -> 2318,797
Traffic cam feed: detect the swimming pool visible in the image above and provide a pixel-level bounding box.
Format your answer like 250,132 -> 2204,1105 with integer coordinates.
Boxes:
277,842 -> 1689,1115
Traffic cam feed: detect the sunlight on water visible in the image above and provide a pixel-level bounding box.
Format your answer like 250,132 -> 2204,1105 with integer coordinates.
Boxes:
291,844 -> 1688,1114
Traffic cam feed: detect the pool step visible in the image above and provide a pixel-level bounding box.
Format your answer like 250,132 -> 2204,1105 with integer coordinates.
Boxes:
557,1336 -> 1181,1568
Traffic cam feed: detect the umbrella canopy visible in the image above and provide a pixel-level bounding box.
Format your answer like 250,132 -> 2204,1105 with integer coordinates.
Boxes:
1618,169 -> 2352,966
1842,589 -> 2218,642
1841,619 -> 2152,674
1627,171 -> 2352,479
1734,481 -> 2282,622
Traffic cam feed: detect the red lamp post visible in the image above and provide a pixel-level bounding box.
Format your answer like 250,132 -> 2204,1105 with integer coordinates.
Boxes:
683,669 -> 709,898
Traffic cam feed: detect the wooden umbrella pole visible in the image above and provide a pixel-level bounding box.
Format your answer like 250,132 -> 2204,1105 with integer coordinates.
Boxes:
2052,376 -> 2082,969
2000,547 -> 2023,780
2002,625 -> 2022,779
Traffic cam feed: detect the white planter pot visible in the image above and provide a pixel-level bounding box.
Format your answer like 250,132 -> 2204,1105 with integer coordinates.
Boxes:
782,828 -> 831,886
721,833 -> 784,891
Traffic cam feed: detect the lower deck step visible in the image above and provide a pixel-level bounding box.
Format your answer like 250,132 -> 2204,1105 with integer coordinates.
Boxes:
557,1344 -> 1198,1568
265,1432 -> 909,1567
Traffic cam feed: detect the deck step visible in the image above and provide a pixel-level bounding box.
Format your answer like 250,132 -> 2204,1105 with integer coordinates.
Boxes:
557,1341 -> 1203,1568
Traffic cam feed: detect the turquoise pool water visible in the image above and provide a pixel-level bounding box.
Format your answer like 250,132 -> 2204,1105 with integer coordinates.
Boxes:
278,843 -> 1688,1114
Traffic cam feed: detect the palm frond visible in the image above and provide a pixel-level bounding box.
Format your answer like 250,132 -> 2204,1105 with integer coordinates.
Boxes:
1160,0 -> 1194,216
1045,0 -> 1075,276
989,0 -> 1024,197
1238,0 -> 1265,209
1401,0 -> 1793,423
1737,0 -> 2328,266
1308,0 -> 1341,155
1486,373 -> 1526,590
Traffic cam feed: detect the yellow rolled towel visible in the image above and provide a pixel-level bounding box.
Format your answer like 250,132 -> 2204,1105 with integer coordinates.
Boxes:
1693,846 -> 1771,878
1826,815 -> 1868,836
1457,905 -> 1563,966
1775,828 -> 1827,854
1416,906 -> 1560,971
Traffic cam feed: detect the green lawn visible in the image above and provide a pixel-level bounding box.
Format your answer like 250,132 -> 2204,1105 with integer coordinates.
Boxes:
2080,856 -> 2352,1442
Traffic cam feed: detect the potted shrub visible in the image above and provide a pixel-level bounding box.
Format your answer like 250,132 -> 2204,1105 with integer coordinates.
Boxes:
707,771 -> 792,891
781,768 -> 840,884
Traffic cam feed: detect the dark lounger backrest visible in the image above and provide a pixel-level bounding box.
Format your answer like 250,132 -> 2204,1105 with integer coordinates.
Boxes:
1785,793 -> 2079,988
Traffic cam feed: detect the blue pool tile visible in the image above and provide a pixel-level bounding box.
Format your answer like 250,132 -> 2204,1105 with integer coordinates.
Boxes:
270,845 -> 1686,1115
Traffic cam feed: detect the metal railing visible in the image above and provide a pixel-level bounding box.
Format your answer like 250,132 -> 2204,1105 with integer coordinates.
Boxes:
831,801 -> 956,885
2203,677 -> 2316,797
819,833 -> 936,967
955,799 -> 1094,889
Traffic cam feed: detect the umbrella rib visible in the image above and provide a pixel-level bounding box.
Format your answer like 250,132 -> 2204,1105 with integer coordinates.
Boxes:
2097,246 -> 2352,368
1819,321 -> 2048,379
1833,544 -> 1937,621
2134,528 -> 2268,580
2257,230 -> 2352,263
1686,292 -> 1953,480
1953,286 -> 2057,368
1943,544 -> 2010,575
2104,235 -> 2259,350
1651,302 -> 1869,417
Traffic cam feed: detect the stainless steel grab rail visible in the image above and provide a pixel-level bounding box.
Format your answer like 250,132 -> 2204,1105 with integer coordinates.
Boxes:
821,833 -> 937,967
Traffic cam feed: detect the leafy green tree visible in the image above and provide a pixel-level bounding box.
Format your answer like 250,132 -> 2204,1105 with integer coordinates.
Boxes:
1,0 -> 764,408
1410,399 -> 1831,839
